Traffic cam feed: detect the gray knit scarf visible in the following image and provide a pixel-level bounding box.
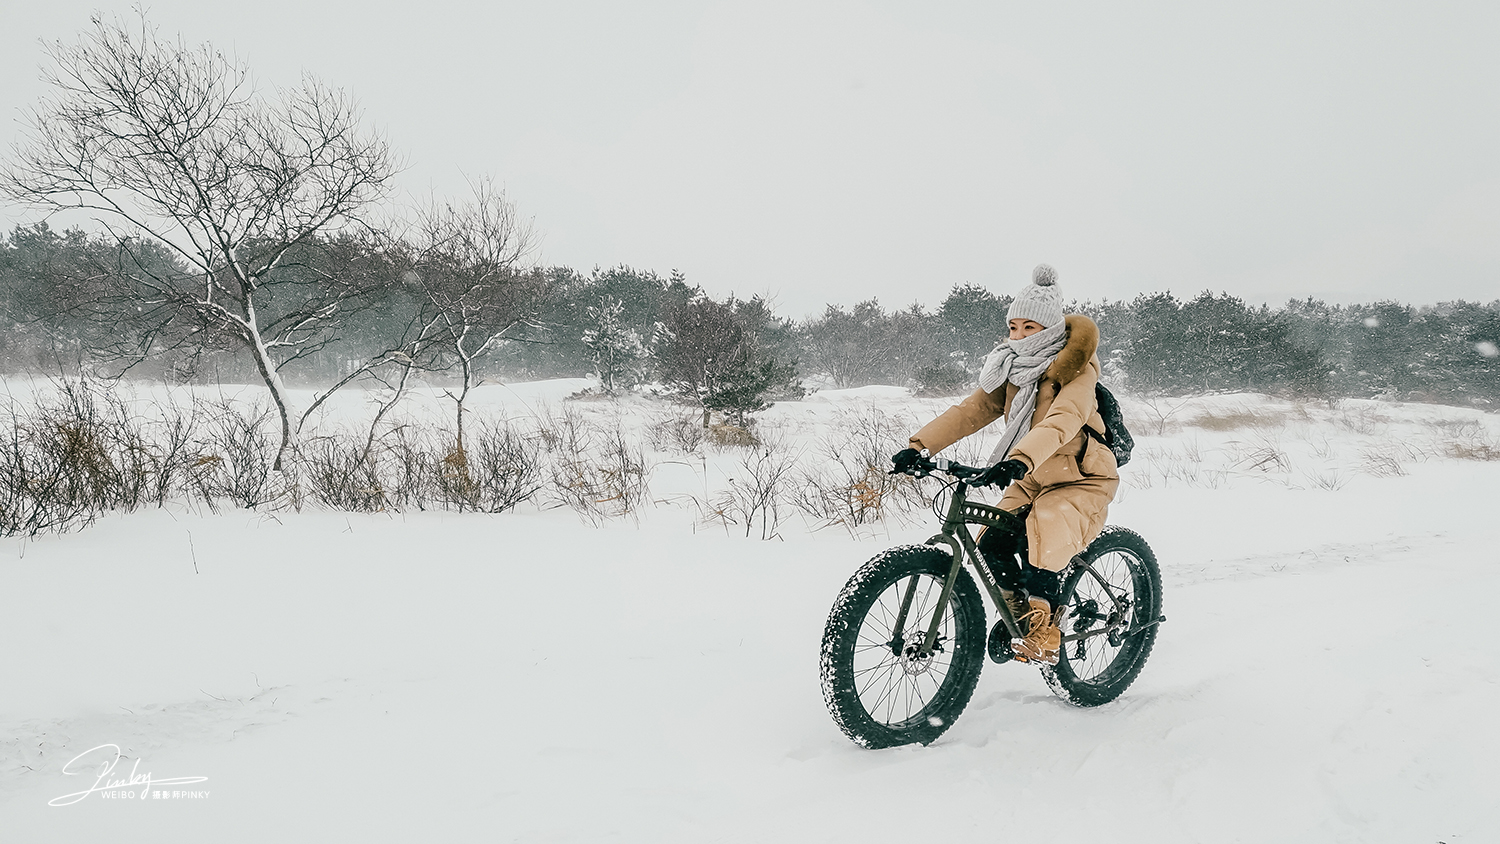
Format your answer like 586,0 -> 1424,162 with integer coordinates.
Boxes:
977,321 -> 1068,464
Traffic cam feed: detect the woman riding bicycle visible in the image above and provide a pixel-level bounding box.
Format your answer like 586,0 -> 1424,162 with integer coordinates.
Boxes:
892,265 -> 1119,665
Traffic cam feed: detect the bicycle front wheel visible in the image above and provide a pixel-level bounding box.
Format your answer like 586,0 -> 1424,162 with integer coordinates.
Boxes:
1042,526 -> 1162,707
820,545 -> 986,748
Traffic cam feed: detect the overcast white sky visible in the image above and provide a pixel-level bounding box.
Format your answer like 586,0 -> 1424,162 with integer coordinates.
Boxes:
3,1 -> 1497,317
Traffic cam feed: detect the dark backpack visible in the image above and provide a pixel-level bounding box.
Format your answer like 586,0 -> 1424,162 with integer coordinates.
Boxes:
1084,382 -> 1135,467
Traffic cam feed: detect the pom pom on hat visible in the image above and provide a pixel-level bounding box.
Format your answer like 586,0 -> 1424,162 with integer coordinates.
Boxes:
1007,264 -> 1064,328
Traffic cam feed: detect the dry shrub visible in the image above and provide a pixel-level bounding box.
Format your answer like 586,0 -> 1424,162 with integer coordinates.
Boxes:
1309,434 -> 1339,459
702,434 -> 800,539
1238,446 -> 1289,473
188,400 -> 293,510
1135,442 -> 1226,489
1179,437 -> 1203,464
564,386 -> 611,402
440,420 -> 543,513
0,397 -> 102,537
142,399 -> 203,507
43,381 -> 191,511
539,406 -> 650,522
910,361 -> 971,397
790,466 -> 885,531
790,405 -> 923,531
377,425 -> 440,511
0,380 -> 673,533
302,436 -> 388,512
647,411 -> 705,454
534,404 -> 588,453
40,383 -> 129,507
302,417 -> 544,514
0,380 -> 204,536
648,407 -> 759,451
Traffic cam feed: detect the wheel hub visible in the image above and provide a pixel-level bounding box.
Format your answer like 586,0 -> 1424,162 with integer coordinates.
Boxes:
900,635 -> 945,675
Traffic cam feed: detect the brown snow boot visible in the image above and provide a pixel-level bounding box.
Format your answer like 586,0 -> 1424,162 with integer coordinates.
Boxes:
1013,597 -> 1061,665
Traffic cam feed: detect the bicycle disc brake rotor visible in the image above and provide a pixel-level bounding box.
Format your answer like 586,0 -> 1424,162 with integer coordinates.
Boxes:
900,634 -> 946,676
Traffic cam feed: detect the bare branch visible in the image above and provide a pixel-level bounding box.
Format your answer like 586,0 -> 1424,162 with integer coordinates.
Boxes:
1,10 -> 400,469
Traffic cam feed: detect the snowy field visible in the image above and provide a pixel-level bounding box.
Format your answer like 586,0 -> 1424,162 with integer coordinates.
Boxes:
2,379 -> 1498,842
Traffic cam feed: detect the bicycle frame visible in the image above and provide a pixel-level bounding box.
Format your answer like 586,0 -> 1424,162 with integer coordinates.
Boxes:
895,473 -> 1145,659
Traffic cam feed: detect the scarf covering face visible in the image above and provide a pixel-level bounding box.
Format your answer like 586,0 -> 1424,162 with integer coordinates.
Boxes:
977,320 -> 1068,464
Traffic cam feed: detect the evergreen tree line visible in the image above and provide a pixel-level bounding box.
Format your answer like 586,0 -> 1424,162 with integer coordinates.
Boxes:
3,223 -> 1498,411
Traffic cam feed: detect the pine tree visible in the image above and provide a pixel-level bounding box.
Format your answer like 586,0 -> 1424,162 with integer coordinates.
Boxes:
581,298 -> 646,393
654,296 -> 798,426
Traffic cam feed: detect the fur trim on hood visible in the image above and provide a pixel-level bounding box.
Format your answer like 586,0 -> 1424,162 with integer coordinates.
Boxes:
1044,314 -> 1099,386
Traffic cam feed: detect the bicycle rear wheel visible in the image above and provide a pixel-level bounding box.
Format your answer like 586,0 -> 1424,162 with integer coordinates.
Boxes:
820,545 -> 985,748
1042,527 -> 1162,707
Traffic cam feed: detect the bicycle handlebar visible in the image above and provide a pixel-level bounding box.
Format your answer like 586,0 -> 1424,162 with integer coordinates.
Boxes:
890,454 -> 987,482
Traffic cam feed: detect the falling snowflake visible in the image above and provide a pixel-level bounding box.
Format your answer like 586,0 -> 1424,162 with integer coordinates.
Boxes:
1478,341 -> 1500,358
1362,317 -> 1380,329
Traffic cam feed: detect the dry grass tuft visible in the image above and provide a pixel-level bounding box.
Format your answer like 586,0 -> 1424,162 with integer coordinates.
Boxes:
1304,469 -> 1348,491
1427,419 -> 1500,461
1357,441 -> 1418,477
707,423 -> 758,449
1190,407 -> 1290,432
1446,440 -> 1500,461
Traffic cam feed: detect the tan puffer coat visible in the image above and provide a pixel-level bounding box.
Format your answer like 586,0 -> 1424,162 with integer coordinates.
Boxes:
909,314 -> 1119,572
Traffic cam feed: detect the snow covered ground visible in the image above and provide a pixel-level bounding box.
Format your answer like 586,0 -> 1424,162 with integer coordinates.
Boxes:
1,380 -> 1497,841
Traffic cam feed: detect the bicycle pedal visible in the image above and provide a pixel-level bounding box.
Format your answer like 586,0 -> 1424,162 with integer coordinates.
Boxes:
986,621 -> 1015,664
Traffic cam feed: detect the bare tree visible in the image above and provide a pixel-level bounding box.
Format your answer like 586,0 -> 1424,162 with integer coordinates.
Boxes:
1,13 -> 398,468
405,179 -> 542,458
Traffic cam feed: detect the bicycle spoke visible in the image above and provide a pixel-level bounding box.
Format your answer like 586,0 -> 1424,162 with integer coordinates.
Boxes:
870,666 -> 903,722
852,658 -> 900,678
1061,547 -> 1143,683
849,570 -> 961,726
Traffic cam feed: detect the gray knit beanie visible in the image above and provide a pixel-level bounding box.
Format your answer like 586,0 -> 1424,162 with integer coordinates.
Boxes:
1006,264 -> 1064,327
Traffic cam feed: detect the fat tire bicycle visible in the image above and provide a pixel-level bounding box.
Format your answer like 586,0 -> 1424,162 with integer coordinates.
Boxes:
819,455 -> 1165,748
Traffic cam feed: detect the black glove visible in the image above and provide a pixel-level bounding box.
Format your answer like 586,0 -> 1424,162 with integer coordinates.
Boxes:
890,447 -> 924,475
972,458 -> 1027,488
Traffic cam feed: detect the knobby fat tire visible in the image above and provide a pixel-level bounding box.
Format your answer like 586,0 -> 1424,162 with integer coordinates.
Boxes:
1041,526 -> 1162,707
820,545 -> 986,748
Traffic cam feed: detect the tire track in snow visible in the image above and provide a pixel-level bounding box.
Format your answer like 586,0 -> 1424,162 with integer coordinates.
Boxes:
1160,531 -> 1460,588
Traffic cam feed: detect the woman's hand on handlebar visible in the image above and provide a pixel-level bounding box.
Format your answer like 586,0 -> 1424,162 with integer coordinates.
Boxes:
889,449 -> 1024,487
889,447 -> 927,475
970,458 -> 1028,488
